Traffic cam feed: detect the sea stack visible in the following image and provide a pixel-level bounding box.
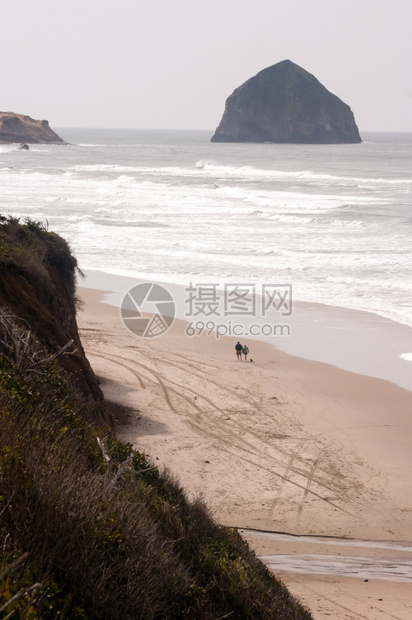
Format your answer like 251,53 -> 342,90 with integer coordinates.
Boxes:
211,60 -> 361,144
0,111 -> 66,144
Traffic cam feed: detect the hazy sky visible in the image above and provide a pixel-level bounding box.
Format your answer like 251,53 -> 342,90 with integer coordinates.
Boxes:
2,0 -> 411,132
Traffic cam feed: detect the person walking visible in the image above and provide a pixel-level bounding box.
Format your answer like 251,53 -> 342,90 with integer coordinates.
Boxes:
242,344 -> 249,361
235,341 -> 243,360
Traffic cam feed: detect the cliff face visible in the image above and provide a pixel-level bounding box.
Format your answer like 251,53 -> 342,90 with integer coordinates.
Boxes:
0,112 -> 66,144
0,217 -> 109,425
211,60 -> 361,144
0,217 -> 313,620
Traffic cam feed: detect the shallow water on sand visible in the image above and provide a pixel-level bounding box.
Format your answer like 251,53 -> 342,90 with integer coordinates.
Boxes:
242,529 -> 412,583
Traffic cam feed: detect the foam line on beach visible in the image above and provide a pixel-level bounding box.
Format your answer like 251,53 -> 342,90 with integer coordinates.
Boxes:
82,269 -> 412,393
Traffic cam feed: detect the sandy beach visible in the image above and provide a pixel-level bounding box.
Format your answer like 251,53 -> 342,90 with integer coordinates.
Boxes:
77,284 -> 412,620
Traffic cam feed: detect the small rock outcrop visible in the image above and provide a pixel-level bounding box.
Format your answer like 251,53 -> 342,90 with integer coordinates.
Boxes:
0,111 -> 66,144
211,60 -> 361,144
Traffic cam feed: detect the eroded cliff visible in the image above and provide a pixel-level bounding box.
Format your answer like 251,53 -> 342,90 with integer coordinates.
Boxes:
0,216 -> 109,425
0,112 -> 66,144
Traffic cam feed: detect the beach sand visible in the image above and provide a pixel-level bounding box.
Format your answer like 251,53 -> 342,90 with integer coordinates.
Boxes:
78,285 -> 412,620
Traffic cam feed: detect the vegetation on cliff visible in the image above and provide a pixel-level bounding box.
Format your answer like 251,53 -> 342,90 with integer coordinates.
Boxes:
0,218 -> 313,619
0,215 -> 108,425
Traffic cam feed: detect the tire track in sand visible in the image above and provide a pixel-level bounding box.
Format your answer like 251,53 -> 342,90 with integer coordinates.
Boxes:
91,348 -> 355,520
135,350 -> 361,514
139,350 -> 350,493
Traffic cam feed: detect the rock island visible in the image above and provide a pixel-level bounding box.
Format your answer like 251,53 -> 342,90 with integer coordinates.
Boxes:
211,60 -> 361,144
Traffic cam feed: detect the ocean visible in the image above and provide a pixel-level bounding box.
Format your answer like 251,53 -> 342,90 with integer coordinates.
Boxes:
1,128 -> 412,386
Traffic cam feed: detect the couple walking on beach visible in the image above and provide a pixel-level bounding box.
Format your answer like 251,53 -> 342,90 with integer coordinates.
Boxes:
235,341 -> 249,361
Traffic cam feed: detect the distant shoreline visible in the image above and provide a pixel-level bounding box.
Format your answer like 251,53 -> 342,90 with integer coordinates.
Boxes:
81,269 -> 412,393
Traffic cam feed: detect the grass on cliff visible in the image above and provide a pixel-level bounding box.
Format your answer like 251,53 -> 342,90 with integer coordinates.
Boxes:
0,215 -> 80,308
0,218 -> 313,619
0,310 -> 313,619
0,215 -> 107,424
